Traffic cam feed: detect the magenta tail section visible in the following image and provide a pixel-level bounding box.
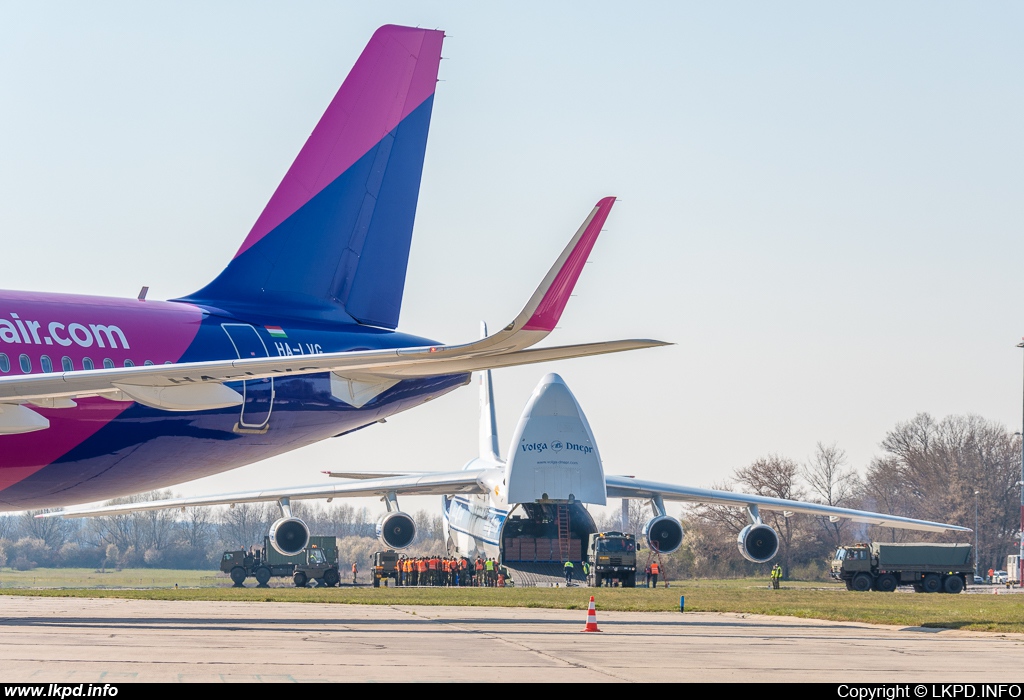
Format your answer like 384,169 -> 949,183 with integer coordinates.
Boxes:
180,26 -> 445,329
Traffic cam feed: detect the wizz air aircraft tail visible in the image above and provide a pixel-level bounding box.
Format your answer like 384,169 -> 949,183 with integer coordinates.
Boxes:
0,26 -> 667,511
179,25 -> 443,328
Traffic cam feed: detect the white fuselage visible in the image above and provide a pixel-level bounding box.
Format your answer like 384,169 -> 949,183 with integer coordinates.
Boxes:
442,462 -> 508,559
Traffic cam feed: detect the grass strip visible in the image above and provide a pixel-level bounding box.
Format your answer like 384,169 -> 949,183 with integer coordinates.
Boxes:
2,575 -> 1021,635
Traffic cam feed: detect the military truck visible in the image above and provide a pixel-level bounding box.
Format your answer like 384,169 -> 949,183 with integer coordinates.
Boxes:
587,531 -> 637,587
371,550 -> 400,587
221,536 -> 340,587
831,542 -> 973,593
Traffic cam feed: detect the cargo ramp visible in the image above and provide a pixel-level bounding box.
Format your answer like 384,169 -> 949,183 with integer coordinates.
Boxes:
502,561 -> 584,587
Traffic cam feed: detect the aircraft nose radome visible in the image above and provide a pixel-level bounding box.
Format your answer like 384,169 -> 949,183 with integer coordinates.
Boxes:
531,377 -> 581,417
538,372 -> 565,386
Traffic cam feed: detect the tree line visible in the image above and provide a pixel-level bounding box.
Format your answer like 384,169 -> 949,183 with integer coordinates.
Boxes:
643,413 -> 1021,581
0,412 -> 1018,580
0,497 -> 447,572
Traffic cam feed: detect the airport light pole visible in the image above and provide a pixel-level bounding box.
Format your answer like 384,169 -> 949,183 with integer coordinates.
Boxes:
1017,341 -> 1024,587
974,489 -> 980,574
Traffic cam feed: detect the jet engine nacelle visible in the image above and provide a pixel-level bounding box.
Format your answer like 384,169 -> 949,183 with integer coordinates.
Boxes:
376,511 -> 416,550
268,517 -> 310,556
643,515 -> 684,554
737,523 -> 779,563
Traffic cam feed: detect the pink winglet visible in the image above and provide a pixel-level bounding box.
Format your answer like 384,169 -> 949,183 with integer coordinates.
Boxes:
234,25 -> 444,259
523,197 -> 616,332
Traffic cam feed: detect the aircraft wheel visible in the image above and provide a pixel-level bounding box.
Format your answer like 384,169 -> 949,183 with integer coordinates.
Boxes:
943,575 -> 964,594
255,566 -> 272,586
922,574 -> 942,593
229,566 -> 247,587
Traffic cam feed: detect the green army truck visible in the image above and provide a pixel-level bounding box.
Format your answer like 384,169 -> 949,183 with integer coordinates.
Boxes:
831,542 -> 973,594
587,531 -> 637,587
221,535 -> 340,587
371,550 -> 400,587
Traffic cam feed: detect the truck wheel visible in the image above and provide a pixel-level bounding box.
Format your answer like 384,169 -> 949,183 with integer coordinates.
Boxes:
293,571 -> 308,587
943,575 -> 964,594
323,568 -> 340,587
912,584 -> 924,593
851,573 -> 873,591
623,576 -> 635,588
844,579 -> 854,591
372,574 -> 380,588
230,566 -> 247,587
922,574 -> 942,593
255,566 -> 272,586
875,574 -> 898,592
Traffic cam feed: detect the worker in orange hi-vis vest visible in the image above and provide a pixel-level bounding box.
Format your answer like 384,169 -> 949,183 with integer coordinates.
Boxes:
650,560 -> 660,588
351,561 -> 358,585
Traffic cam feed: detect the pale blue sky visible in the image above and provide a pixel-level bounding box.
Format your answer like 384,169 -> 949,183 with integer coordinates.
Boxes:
1,3 -> 1022,517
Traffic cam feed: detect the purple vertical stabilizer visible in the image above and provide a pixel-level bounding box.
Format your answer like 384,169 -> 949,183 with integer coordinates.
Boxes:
179,26 -> 445,329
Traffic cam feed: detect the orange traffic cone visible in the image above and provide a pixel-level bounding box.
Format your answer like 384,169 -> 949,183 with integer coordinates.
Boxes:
582,596 -> 602,632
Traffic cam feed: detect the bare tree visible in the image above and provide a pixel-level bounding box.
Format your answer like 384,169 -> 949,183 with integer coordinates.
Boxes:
218,502 -> 272,549
684,481 -> 758,578
18,511 -> 79,549
803,442 -> 861,549
176,506 -> 213,550
594,500 -> 649,539
85,491 -> 174,558
734,455 -> 809,574
873,413 -> 1015,569
0,515 -> 16,541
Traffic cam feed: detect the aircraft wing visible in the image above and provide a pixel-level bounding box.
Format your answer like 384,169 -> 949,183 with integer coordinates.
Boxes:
605,475 -> 970,533
38,470 -> 492,519
0,197 -> 668,415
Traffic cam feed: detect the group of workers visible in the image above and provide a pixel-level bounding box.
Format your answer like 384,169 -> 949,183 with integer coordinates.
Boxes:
389,555 -> 506,587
